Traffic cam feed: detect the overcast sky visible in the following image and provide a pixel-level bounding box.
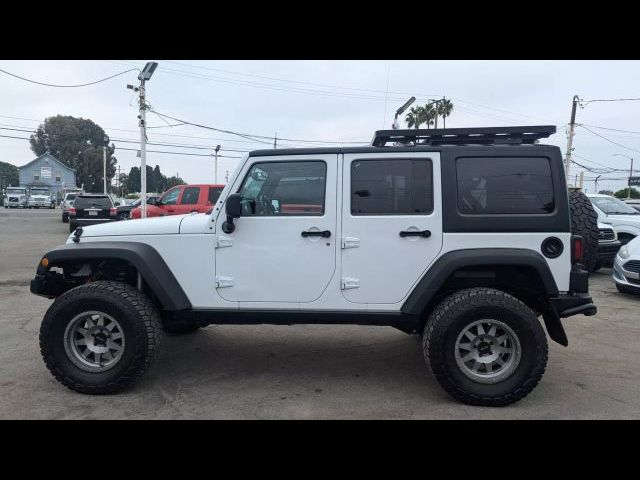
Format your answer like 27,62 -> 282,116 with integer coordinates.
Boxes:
1,60 -> 640,194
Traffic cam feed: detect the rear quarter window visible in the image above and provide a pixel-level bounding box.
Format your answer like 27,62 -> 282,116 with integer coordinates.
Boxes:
456,157 -> 554,215
74,196 -> 113,208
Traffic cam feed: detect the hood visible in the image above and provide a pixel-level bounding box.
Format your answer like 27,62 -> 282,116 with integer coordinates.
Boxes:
77,214 -> 187,238
624,235 -> 640,257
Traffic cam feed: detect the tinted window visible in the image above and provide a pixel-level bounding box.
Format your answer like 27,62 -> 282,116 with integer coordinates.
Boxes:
351,159 -> 433,215
590,196 -> 639,215
238,161 -> 326,216
208,186 -> 224,204
74,196 -> 112,208
161,188 -> 180,205
180,187 -> 200,205
66,194 -> 77,201
457,157 -> 554,215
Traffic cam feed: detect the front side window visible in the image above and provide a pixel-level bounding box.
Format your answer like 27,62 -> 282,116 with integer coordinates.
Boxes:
457,157 -> 554,215
180,187 -> 200,205
351,158 -> 433,215
238,161 -> 326,216
161,187 -> 181,205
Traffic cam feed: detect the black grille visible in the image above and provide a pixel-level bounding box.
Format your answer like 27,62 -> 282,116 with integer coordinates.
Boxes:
598,228 -> 615,241
8,197 -> 18,202
623,260 -> 640,273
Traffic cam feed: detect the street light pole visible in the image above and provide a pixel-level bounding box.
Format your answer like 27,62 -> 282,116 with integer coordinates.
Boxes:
214,145 -> 220,184
128,62 -> 158,219
565,95 -> 580,184
103,135 -> 108,195
614,153 -> 634,199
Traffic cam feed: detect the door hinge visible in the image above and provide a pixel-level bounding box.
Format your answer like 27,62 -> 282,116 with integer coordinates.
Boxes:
341,236 -> 360,249
214,235 -> 233,248
341,277 -> 360,290
215,276 -> 233,288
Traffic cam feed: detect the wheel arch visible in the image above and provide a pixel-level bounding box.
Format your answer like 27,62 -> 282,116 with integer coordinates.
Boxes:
402,249 -> 566,345
35,241 -> 191,311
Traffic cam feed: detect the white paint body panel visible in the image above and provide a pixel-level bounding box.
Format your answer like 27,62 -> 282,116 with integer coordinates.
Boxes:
79,215 -> 185,237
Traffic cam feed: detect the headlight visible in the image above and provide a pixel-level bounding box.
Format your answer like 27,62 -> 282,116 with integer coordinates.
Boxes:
618,245 -> 629,260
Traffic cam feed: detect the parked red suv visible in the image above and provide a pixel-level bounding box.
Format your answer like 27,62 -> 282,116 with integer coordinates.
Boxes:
130,184 -> 225,219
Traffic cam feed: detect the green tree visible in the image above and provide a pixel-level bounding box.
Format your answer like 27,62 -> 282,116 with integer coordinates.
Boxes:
614,187 -> 640,199
164,175 -> 185,189
0,161 -> 19,189
405,106 -> 425,129
29,115 -> 117,193
124,165 -> 183,194
423,103 -> 436,129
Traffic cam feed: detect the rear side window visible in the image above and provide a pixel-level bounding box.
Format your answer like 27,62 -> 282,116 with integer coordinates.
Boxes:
351,159 -> 433,215
456,157 -> 554,215
74,196 -> 112,208
180,187 -> 200,205
208,186 -> 224,204
66,194 -> 76,201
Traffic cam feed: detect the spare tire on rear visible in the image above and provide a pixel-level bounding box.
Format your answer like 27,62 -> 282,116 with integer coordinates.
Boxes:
568,189 -> 599,272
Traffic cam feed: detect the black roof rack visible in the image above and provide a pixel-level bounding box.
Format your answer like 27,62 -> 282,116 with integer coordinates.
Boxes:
371,125 -> 556,147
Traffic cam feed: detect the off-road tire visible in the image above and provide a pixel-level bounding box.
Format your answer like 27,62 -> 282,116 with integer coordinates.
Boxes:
568,190 -> 599,272
423,287 -> 548,407
160,314 -> 202,335
39,281 -> 161,394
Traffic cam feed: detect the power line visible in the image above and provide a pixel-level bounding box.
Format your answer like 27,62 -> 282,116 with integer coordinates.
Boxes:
578,124 -> 640,154
0,68 -> 139,88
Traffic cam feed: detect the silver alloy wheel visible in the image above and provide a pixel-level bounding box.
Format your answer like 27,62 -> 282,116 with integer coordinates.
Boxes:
63,311 -> 125,372
454,319 -> 521,384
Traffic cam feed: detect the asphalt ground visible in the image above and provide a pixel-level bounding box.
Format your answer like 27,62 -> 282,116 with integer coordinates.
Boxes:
1,207 -> 638,419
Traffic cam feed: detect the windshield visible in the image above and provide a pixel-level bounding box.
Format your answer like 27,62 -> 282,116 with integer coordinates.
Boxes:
6,188 -> 25,194
65,194 -> 77,201
590,196 -> 639,215
31,189 -> 50,195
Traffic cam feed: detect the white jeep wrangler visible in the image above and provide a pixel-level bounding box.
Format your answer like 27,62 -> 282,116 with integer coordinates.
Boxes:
31,126 -> 597,406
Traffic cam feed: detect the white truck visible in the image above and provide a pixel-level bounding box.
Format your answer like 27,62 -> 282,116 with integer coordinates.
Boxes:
27,187 -> 55,209
3,187 -> 28,208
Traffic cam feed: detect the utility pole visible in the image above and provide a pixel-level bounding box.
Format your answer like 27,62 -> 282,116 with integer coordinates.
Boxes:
127,62 -> 158,219
103,135 -> 108,195
579,171 -> 584,190
594,174 -> 601,193
565,95 -> 580,184
274,132 -> 277,149
214,145 -> 220,184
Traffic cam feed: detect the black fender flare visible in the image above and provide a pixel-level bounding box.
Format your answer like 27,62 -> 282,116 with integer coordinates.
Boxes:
36,241 -> 191,311
401,248 -> 567,345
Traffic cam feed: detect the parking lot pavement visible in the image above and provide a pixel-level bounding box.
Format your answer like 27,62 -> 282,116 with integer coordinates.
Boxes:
1,207 -> 639,419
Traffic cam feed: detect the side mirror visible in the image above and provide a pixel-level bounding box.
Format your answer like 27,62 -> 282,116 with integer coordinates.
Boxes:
222,193 -> 243,234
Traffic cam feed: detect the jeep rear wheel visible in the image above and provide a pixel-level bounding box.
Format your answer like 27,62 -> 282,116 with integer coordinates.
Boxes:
423,288 -> 548,406
39,281 -> 161,394
568,190 -> 599,272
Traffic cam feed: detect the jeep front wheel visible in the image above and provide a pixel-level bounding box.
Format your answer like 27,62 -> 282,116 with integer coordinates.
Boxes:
39,281 -> 161,394
423,287 -> 548,406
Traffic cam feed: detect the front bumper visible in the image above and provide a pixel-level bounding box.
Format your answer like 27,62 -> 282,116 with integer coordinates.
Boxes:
613,254 -> 640,289
597,240 -> 621,265
29,200 -> 52,207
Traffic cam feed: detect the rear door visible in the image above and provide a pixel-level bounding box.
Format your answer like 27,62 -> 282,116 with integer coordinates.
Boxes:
341,152 -> 443,304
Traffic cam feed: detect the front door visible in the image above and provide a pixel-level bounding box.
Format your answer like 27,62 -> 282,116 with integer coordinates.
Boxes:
341,152 -> 443,304
215,154 -> 337,303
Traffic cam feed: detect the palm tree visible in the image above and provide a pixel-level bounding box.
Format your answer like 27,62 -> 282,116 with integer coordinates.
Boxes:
423,103 -> 436,129
438,98 -> 454,129
405,106 -> 425,129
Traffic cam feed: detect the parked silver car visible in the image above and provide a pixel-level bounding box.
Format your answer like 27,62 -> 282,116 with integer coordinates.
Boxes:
61,192 -> 78,223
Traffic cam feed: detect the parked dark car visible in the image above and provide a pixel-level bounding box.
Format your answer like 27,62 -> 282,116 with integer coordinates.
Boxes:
69,194 -> 117,233
116,196 -> 158,220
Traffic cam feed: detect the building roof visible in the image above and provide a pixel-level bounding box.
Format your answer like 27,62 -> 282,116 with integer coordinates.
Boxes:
18,152 -> 76,172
